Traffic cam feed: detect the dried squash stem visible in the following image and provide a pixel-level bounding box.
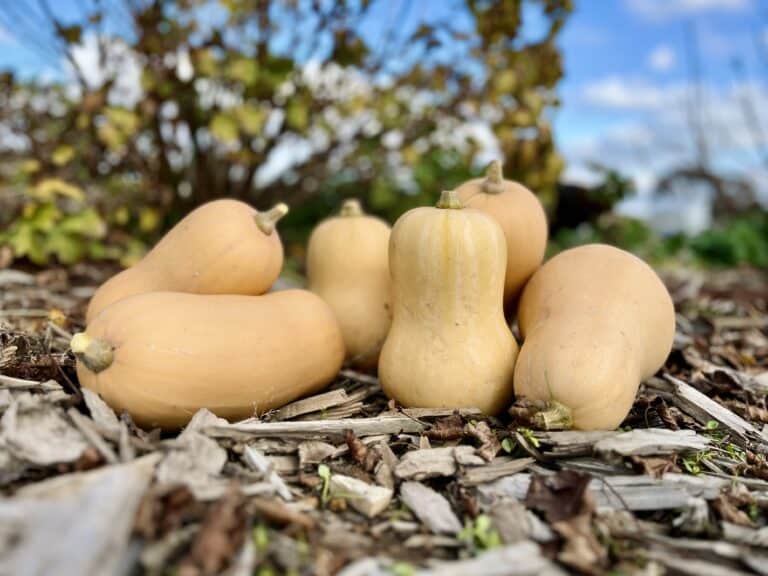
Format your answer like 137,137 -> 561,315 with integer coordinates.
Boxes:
254,202 -> 289,235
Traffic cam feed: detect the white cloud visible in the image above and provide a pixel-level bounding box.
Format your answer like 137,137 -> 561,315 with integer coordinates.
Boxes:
0,23 -> 12,44
68,34 -> 143,108
581,77 -> 671,110
626,0 -> 752,19
566,77 -> 768,208
648,45 -> 676,72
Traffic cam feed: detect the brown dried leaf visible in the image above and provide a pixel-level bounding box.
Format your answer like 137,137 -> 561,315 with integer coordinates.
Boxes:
525,470 -> 591,523
712,493 -> 755,527
425,413 -> 465,441
525,471 -> 607,574
464,420 -> 501,462
177,484 -> 247,576
134,485 -> 202,540
629,454 -> 681,478
344,429 -> 378,472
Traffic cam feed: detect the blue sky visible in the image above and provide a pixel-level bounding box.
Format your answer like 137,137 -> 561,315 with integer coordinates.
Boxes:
0,0 -> 766,200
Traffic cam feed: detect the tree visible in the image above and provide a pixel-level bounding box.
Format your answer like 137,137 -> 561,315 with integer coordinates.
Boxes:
0,0 -> 571,264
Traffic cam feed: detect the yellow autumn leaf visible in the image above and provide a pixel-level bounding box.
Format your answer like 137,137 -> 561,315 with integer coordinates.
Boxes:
32,178 -> 85,202
235,104 -> 266,136
210,112 -> 239,143
52,145 -> 75,166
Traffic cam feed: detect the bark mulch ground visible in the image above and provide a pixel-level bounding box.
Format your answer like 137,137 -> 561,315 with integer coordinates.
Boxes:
0,264 -> 766,575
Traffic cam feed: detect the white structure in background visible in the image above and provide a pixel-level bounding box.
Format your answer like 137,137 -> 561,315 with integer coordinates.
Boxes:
616,184 -> 713,236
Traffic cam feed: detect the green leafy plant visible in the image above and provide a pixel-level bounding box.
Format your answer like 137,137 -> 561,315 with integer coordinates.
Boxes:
459,515 -> 502,551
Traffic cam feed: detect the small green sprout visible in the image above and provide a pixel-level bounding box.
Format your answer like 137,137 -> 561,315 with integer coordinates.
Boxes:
517,427 -> 540,448
459,515 -> 502,551
501,437 -> 516,453
318,464 -> 331,505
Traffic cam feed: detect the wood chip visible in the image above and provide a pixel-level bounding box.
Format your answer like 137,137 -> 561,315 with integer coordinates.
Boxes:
329,474 -> 393,518
271,389 -> 350,420
81,389 -> 121,436
594,428 -> 710,457
461,457 -> 535,485
298,440 -> 338,468
478,472 -> 731,512
0,454 -> 160,576
67,408 -> 119,464
244,445 -> 293,501
1,394 -> 88,465
395,446 -> 480,480
648,376 -> 765,445
156,432 -> 228,499
0,374 -> 62,392
416,540 -> 567,575
400,481 -> 462,535
207,415 -> 423,439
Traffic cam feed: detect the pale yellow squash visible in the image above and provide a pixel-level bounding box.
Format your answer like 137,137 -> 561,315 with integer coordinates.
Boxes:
72,290 -> 345,429
307,199 -> 392,368
514,244 -> 676,430
86,199 -> 288,322
455,161 -> 548,307
378,190 -> 518,414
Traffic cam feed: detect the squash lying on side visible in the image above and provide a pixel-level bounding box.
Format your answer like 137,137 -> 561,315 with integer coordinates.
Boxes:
307,199 -> 392,369
86,199 -> 288,322
514,244 -> 675,431
72,290 -> 345,429
379,190 -> 518,414
455,161 -> 548,308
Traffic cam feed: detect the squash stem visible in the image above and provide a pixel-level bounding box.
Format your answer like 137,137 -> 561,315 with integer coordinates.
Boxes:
531,400 -> 573,430
482,160 -> 505,195
339,198 -> 364,217
255,202 -> 289,235
70,332 -> 114,373
436,190 -> 463,210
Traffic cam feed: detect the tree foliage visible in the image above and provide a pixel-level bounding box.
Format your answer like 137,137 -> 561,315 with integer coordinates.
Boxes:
0,0 -> 572,264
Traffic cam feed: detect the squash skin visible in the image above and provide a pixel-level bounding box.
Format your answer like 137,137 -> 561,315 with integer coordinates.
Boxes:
307,200 -> 392,369
86,199 -> 285,322
454,162 -> 548,307
514,244 -> 675,430
378,193 -> 518,414
75,290 -> 345,429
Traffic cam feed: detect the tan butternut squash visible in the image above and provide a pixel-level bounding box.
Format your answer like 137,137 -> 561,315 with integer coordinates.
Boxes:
455,161 -> 548,307
378,190 -> 518,414
514,244 -> 675,431
86,199 -> 288,322
307,199 -> 392,368
72,290 -> 344,429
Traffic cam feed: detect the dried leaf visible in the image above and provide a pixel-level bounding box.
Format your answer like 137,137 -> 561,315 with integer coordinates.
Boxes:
465,420 -> 501,462
177,484 -> 247,576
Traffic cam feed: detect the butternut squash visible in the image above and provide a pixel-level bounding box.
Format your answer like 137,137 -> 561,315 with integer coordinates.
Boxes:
514,244 -> 675,431
378,190 -> 518,414
86,200 -> 288,322
72,290 -> 345,429
307,199 -> 392,368
455,161 -> 548,307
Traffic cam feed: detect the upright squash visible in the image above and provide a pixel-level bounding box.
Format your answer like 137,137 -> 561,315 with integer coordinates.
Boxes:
72,290 -> 345,429
378,190 -> 518,414
86,199 -> 288,322
454,161 -> 547,307
307,199 -> 391,368
514,244 -> 675,431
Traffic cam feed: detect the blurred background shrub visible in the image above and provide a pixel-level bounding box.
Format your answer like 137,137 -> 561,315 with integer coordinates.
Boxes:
0,0 -> 765,271
0,0 -> 570,267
